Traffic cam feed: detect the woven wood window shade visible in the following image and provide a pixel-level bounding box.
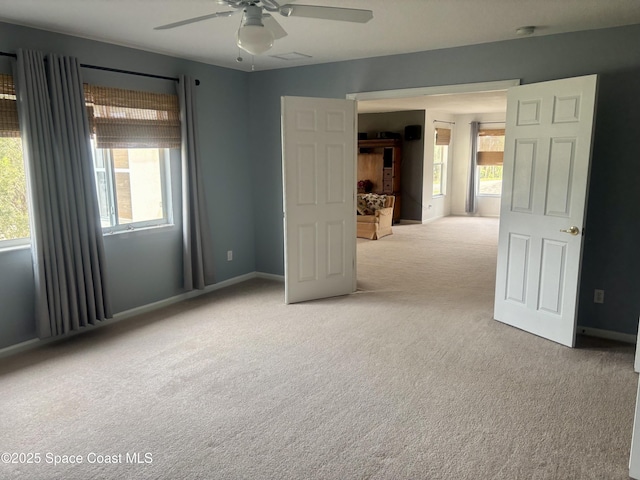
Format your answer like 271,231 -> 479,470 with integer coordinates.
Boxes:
478,128 -> 505,137
84,84 -> 181,149
0,74 -> 20,138
436,128 -> 451,145
435,128 -> 451,146
477,128 -> 505,165
477,151 -> 504,165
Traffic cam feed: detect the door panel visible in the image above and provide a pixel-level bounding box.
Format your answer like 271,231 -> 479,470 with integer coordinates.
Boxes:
512,140 -> 537,213
494,75 -> 598,347
282,96 -> 357,304
505,233 -> 529,304
538,239 -> 566,314
546,138 -> 575,216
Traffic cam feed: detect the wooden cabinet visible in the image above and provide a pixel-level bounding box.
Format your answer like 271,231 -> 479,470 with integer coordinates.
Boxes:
357,139 -> 401,223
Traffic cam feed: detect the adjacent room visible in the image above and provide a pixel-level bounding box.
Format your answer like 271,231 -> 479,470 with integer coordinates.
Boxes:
1,1 -> 640,478
355,89 -> 508,229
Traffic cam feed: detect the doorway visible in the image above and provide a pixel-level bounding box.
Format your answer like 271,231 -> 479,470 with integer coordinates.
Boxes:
352,82 -> 513,225
351,82 -> 512,300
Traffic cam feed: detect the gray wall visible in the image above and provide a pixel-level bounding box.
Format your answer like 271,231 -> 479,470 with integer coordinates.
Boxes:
358,111 -> 425,221
0,22 -> 256,348
248,25 -> 640,336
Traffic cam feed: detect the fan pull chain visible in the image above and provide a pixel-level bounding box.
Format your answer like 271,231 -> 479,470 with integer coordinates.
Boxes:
236,14 -> 245,65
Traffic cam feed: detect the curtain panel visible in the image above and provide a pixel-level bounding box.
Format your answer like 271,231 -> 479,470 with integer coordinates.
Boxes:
14,49 -> 112,338
465,121 -> 479,214
177,75 -> 214,290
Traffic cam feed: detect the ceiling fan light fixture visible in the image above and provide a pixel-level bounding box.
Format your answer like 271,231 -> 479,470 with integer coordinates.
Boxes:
236,5 -> 275,55
237,24 -> 274,55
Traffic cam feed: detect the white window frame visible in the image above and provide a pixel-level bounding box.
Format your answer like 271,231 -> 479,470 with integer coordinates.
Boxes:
433,143 -> 448,198
0,237 -> 30,249
93,146 -> 173,234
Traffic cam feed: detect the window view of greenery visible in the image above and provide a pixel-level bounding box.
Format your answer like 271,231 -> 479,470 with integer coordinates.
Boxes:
93,147 -> 168,230
433,163 -> 442,196
477,132 -> 505,195
478,165 -> 503,195
433,144 -> 447,196
0,137 -> 29,242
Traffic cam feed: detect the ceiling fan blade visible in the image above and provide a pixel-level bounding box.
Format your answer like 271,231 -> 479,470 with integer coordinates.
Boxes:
279,4 -> 373,23
154,10 -> 237,30
263,14 -> 288,40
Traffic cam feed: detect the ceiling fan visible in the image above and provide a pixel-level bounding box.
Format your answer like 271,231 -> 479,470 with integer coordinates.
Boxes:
154,0 -> 373,56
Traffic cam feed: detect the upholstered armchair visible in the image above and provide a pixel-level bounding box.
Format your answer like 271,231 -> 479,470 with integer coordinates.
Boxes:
356,194 -> 395,240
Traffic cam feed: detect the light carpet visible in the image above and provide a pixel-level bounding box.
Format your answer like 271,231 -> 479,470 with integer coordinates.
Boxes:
0,216 -> 636,479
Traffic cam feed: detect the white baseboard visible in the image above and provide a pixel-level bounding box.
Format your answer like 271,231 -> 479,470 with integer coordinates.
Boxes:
0,338 -> 41,360
0,271 -> 283,360
577,326 -> 637,344
112,272 -> 260,322
255,272 -> 285,282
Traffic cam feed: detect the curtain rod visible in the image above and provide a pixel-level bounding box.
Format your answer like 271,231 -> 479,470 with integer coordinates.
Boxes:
433,119 -> 455,125
0,51 -> 200,85
473,121 -> 505,124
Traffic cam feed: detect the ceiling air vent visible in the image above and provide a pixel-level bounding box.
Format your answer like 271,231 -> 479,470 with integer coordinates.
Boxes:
270,52 -> 312,61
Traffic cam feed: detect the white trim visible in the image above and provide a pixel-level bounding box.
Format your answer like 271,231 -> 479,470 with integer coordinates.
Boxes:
0,271 -> 283,360
347,80 -> 521,102
0,239 -> 31,251
256,272 -> 285,282
112,272 -> 259,322
0,338 -> 41,360
576,326 -> 637,345
421,216 -> 444,225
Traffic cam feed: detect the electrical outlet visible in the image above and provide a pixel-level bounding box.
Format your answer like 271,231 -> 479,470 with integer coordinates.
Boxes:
227,250 -> 233,262
594,289 -> 605,304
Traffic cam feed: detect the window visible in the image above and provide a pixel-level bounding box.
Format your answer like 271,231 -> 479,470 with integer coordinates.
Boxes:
0,74 -> 29,246
84,84 -> 180,232
477,128 -> 505,196
433,128 -> 451,196
93,147 -> 170,229
433,145 -> 447,196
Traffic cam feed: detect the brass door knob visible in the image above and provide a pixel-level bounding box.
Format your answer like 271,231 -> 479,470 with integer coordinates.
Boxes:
560,226 -> 580,236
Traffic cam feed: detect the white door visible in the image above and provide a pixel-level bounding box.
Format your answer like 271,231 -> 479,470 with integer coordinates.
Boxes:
494,74 -> 598,347
281,96 -> 357,304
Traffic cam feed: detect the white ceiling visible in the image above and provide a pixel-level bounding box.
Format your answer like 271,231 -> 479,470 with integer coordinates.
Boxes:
0,0 -> 639,72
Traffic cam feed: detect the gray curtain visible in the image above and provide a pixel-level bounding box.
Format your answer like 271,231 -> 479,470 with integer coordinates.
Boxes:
15,49 -> 111,338
465,121 -> 479,214
178,75 -> 214,290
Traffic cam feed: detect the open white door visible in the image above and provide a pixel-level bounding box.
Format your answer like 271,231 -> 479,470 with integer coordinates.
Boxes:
282,96 -> 357,304
494,74 -> 598,347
